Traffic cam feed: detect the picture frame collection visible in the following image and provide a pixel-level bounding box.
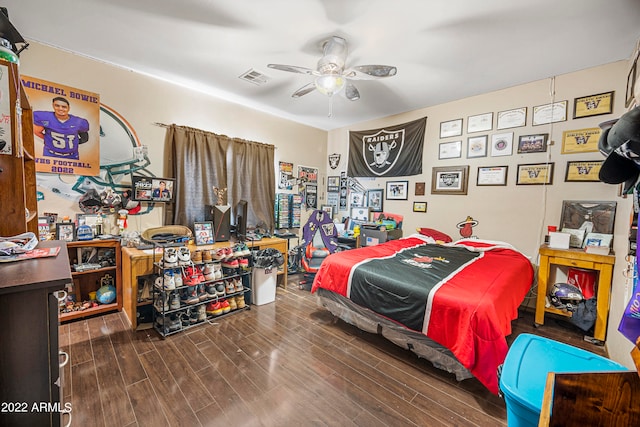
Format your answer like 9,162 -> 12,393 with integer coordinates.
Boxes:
433,90 -> 614,191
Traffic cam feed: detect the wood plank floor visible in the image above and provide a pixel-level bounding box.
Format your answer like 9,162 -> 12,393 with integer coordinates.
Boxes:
59,275 -> 606,427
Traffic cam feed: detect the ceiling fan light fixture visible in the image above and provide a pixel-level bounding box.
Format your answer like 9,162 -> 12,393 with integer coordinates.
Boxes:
314,74 -> 345,97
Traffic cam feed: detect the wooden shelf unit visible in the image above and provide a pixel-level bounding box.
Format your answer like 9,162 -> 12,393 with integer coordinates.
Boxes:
59,239 -> 122,323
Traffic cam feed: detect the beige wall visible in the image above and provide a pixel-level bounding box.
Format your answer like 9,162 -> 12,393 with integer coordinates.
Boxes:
22,41 -> 327,232
22,41 -> 636,368
328,60 -> 636,368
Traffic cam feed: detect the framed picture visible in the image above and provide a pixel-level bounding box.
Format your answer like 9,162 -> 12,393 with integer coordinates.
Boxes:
490,132 -> 514,157
327,176 -> 340,193
194,221 -> 214,245
560,200 -> 616,235
367,189 -> 384,212
516,163 -> 554,185
565,160 -> 603,182
496,107 -> 527,130
517,134 -> 548,154
561,127 -> 601,154
439,118 -> 463,138
38,217 -> 51,241
573,91 -> 614,119
532,100 -> 568,126
413,202 -> 427,213
431,165 -> 469,195
350,206 -> 370,222
467,112 -> 493,133
415,182 -> 425,196
349,191 -> 366,207
132,175 -> 176,202
477,166 -> 508,186
467,135 -> 488,158
386,180 -> 409,200
56,222 -> 75,242
439,140 -> 462,159
320,205 -> 334,218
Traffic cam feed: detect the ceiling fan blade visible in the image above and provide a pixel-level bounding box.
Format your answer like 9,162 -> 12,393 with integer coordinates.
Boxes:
346,65 -> 398,80
344,83 -> 360,101
267,64 -> 318,75
292,82 -> 317,98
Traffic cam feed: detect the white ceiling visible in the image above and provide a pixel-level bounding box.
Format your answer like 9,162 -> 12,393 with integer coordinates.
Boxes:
4,0 -> 640,131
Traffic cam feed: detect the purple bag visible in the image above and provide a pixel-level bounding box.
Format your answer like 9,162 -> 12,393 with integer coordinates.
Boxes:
618,219 -> 640,343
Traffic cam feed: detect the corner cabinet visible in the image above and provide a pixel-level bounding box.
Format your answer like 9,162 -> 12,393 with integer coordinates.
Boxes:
0,59 -> 38,236
59,239 -> 122,323
0,241 -> 72,426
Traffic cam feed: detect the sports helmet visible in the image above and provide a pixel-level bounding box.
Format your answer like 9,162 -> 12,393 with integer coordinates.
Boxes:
549,282 -> 584,312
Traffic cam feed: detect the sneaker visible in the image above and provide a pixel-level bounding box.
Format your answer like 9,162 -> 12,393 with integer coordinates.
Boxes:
225,279 -> 236,295
203,263 -> 216,281
163,248 -> 178,267
215,281 -> 226,297
234,277 -> 244,293
154,294 -> 169,312
206,301 -> 223,316
154,271 -> 175,291
202,249 -> 212,263
219,299 -> 231,314
173,268 -> 183,288
228,297 -> 237,311
189,308 -> 199,324
220,247 -> 233,260
197,283 -> 208,301
168,315 -> 181,332
181,285 -> 200,305
196,304 -> 207,322
205,283 -> 218,298
212,248 -> 226,261
238,258 -> 250,270
169,292 -> 181,310
177,246 -> 191,266
235,295 -> 246,309
191,250 -> 203,264
212,261 -> 223,280
182,266 -> 200,286
222,258 -> 239,269
195,265 -> 206,283
232,244 -> 244,258
240,243 -> 251,256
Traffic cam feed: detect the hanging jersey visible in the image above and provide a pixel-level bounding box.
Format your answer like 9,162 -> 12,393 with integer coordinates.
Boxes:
33,111 -> 90,160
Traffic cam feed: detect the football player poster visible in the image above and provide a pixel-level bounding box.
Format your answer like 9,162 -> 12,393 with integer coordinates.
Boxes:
22,75 -> 100,176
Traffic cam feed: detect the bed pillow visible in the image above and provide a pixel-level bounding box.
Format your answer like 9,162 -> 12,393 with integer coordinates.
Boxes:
417,227 -> 453,243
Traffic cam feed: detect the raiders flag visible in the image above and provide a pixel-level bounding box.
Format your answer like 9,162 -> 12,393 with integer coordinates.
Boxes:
348,117 -> 426,177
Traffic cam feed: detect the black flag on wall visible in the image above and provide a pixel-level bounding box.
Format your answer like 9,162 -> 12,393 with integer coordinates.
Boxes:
347,117 -> 426,177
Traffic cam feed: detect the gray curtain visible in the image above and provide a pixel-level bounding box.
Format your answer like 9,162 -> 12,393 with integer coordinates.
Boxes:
164,124 -> 275,231
229,139 -> 275,230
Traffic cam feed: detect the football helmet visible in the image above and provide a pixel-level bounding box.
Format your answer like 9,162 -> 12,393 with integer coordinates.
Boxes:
549,282 -> 584,312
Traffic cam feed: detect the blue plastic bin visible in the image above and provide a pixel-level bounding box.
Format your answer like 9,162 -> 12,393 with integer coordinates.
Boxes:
499,333 -> 627,427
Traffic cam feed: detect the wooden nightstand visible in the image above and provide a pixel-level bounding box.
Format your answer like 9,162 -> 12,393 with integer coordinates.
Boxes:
534,244 -> 615,344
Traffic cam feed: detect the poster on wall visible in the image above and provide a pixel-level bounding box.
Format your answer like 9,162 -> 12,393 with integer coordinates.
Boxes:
0,64 -> 12,155
305,184 -> 317,209
22,76 -> 101,176
298,165 -> 318,183
278,161 -> 293,190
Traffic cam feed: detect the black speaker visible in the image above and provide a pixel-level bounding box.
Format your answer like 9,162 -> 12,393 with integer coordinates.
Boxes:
205,205 -> 230,241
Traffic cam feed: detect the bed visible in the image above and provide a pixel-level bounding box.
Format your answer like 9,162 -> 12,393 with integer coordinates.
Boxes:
311,235 -> 534,394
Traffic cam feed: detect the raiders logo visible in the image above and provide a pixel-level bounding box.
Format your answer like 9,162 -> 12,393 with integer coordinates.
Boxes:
361,129 -> 405,176
328,153 -> 341,169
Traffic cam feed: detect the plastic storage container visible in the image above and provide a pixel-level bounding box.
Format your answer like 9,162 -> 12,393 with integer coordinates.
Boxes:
499,333 -> 627,427
252,267 -> 277,305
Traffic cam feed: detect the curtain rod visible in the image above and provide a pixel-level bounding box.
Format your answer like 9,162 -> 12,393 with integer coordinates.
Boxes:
152,122 -> 276,149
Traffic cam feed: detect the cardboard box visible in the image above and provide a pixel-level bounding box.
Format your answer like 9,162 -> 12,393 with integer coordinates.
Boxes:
548,232 -> 570,249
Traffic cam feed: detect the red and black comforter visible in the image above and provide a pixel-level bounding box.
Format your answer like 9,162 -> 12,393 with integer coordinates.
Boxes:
311,236 -> 533,394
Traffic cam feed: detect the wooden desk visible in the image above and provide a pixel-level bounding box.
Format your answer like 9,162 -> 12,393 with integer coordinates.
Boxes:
535,245 -> 615,343
122,237 -> 288,330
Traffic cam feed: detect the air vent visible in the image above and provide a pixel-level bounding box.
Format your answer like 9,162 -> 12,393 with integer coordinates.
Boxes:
238,69 -> 270,86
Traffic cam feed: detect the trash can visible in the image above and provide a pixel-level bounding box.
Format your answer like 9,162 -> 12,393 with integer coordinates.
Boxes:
499,334 -> 627,427
251,248 -> 284,306
566,267 -> 596,300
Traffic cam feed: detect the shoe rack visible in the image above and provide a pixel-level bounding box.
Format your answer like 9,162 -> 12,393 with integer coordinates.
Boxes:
59,239 -> 122,323
151,243 -> 252,338
0,60 -> 38,237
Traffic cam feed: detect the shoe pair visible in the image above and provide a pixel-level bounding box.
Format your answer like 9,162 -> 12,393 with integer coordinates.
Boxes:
180,285 -> 200,305
155,271 -> 175,291
235,295 -> 246,309
222,258 -> 239,269
233,243 -> 251,257
202,262 -> 222,281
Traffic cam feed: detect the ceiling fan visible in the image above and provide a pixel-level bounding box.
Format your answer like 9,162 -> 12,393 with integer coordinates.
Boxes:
267,36 -> 397,102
